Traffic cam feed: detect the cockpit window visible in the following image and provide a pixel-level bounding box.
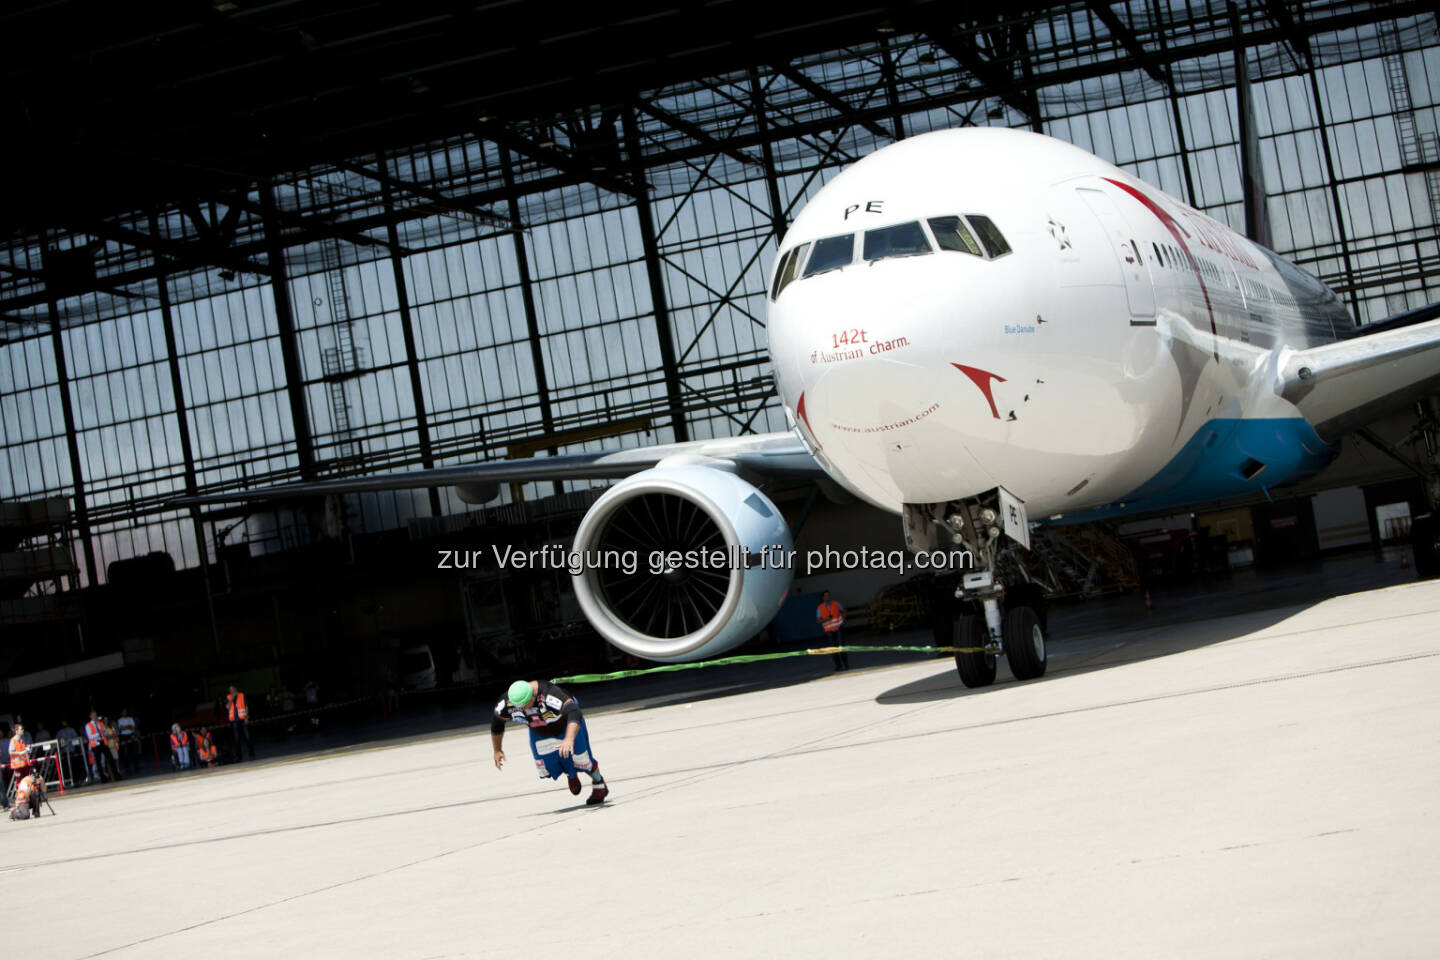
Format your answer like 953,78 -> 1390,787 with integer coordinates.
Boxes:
964,215 -> 1011,258
863,221 -> 932,262
770,242 -> 810,300
801,233 -> 856,277
928,216 -> 984,257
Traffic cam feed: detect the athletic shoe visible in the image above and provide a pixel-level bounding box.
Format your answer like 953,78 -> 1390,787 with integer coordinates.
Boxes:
567,774 -> 581,795
586,784 -> 609,805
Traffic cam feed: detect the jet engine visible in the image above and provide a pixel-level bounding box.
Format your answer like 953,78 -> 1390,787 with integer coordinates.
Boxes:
571,461 -> 794,663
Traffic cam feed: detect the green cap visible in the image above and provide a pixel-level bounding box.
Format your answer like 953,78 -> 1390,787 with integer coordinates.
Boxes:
507,680 -> 534,707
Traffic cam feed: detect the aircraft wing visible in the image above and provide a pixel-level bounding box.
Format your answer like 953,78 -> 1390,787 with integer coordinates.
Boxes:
1278,309 -> 1440,441
169,431 -> 822,506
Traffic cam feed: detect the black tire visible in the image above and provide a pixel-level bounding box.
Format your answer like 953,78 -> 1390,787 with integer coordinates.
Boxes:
953,615 -> 997,688
1002,604 -> 1047,680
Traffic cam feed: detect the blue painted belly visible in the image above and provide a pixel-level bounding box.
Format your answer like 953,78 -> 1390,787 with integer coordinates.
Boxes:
1060,417 -> 1337,523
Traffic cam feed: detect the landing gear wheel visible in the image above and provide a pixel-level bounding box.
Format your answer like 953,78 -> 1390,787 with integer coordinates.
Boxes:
953,615 -> 997,688
1003,605 -> 1047,680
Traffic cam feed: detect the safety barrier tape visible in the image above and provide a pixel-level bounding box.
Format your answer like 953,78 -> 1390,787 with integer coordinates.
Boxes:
553,644 -> 976,685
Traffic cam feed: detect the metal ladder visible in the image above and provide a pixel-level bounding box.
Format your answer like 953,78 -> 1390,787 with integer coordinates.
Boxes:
316,237 -> 367,471
1026,523 -> 1140,598
1380,26 -> 1440,248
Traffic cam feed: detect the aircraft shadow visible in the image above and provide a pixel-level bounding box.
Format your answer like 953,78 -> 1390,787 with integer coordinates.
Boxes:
874,601 -> 1309,705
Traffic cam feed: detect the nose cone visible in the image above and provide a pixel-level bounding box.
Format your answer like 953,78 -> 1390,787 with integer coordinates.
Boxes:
771,257 -> 1010,508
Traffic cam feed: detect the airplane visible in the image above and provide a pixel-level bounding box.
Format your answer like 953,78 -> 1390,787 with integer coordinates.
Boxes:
177,126 -> 1440,687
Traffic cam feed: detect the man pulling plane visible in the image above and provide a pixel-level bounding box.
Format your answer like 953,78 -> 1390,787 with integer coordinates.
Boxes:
491,679 -> 609,806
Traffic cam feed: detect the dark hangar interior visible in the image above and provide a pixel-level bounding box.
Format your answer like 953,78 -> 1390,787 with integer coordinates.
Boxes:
1,2 -> 1435,724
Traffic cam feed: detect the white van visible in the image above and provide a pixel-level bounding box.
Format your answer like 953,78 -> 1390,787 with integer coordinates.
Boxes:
398,645 -> 438,691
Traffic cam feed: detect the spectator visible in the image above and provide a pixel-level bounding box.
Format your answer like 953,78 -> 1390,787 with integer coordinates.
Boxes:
169,724 -> 192,770
279,685 -> 298,735
35,722 -> 52,742
816,589 -> 849,671
0,726 -> 10,809
226,685 -> 254,762
385,668 -> 400,715
266,686 -> 282,716
8,724 -> 32,789
304,680 -> 321,728
194,727 -> 218,768
55,720 -> 82,785
116,708 -> 140,775
102,716 -> 121,771
85,711 -> 120,783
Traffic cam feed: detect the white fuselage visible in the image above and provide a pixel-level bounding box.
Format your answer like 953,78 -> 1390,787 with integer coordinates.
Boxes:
767,128 -> 1350,518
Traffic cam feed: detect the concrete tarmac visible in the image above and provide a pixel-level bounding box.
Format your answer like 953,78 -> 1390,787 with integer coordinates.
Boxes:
7,578 -> 1439,958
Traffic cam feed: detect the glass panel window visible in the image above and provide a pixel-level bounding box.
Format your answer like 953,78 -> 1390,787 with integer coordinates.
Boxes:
770,248 -> 794,299
928,216 -> 984,257
863,221 -> 932,261
964,215 -> 1012,258
771,242 -> 810,300
801,234 -> 856,277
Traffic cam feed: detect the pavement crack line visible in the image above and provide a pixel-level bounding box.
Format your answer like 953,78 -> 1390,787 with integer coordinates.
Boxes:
53,647 -> 1440,957
782,648 -> 1440,759
76,794 -> 612,959
52,601 -> 1440,830
29,647 -> 1436,881
9,787 -> 565,872
70,693 -> 946,957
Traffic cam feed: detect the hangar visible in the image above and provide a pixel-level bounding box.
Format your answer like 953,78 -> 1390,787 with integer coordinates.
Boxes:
1,1 -> 1438,722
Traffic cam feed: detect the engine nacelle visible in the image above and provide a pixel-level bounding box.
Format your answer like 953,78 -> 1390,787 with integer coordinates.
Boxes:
571,462 -> 794,662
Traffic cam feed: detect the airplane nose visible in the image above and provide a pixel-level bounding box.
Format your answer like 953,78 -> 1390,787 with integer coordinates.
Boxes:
772,260 -> 1007,505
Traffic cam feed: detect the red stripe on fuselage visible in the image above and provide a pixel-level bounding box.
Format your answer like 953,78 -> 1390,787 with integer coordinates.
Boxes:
1102,177 -> 1219,361
952,364 -> 1006,419
797,391 -> 821,449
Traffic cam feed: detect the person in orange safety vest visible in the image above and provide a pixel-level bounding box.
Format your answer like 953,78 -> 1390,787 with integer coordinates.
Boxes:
169,724 -> 192,770
4,723 -> 31,806
7,723 -> 30,782
226,686 -> 255,762
815,589 -> 849,671
195,727 -> 218,767
85,711 -> 120,783
9,769 -> 44,820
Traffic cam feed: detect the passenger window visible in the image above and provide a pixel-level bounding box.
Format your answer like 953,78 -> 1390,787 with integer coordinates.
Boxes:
863,222 -> 932,261
1152,242 -> 1164,267
928,216 -> 984,257
801,234 -> 856,277
964,215 -> 1011,258
771,242 -> 810,300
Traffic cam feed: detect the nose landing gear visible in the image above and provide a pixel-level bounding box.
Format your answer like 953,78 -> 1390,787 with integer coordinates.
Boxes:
1001,603 -> 1047,680
951,614 -> 997,687
908,488 -> 1049,688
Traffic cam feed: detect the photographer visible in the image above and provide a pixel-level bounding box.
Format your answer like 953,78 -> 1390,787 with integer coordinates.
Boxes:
9,769 -> 44,820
